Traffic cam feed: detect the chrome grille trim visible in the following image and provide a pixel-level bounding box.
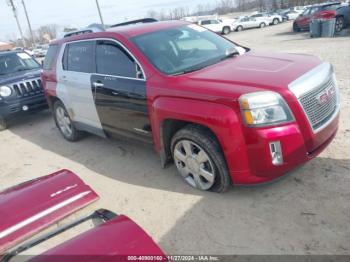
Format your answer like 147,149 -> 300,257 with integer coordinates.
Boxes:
10,78 -> 43,97
288,62 -> 340,133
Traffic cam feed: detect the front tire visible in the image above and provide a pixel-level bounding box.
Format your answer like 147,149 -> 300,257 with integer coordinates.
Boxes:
260,22 -> 266,28
0,118 -> 7,131
273,18 -> 279,25
53,100 -> 83,142
236,25 -> 243,31
293,22 -> 301,32
171,125 -> 231,193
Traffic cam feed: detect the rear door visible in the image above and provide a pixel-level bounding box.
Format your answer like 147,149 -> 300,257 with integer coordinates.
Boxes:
91,39 -> 151,142
57,40 -> 105,136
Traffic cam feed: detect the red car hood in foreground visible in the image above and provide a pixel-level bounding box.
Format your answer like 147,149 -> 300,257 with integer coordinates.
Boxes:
32,215 -> 165,261
0,170 -> 165,261
0,170 -> 99,253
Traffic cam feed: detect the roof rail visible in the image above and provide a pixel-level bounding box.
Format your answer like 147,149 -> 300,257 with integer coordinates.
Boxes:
63,24 -> 105,38
110,18 -> 158,28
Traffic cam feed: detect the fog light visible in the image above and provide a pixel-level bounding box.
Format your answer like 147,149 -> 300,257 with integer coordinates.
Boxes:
22,105 -> 29,111
269,141 -> 283,166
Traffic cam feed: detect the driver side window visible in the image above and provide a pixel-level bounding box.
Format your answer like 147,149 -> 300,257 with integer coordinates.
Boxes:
96,40 -> 142,79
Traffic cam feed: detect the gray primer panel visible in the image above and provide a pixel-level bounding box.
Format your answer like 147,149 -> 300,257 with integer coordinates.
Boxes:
55,42 -> 105,137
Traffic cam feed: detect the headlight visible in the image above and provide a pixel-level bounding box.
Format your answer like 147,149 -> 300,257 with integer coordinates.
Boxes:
239,91 -> 294,127
0,86 -> 12,97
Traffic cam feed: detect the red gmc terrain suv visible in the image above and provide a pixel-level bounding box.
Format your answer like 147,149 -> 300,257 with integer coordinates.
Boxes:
41,20 -> 340,192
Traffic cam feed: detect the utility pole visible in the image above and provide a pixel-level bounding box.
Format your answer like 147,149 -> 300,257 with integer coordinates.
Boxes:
21,0 -> 35,48
7,0 -> 26,47
95,0 -> 105,28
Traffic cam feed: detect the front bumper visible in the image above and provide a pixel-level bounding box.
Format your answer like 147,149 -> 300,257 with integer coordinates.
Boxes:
0,94 -> 47,120
231,112 -> 339,185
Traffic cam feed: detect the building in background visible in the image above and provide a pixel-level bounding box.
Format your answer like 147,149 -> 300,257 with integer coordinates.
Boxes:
0,42 -> 14,51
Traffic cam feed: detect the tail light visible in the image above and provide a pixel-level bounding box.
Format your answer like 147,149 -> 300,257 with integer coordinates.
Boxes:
314,10 -> 336,20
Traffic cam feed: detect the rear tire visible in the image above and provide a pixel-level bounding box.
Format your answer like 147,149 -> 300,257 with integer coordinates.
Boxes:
53,100 -> 83,142
335,16 -> 344,32
222,26 -> 231,35
260,22 -> 266,28
273,18 -> 279,25
171,125 -> 231,193
237,25 -> 243,31
0,118 -> 7,131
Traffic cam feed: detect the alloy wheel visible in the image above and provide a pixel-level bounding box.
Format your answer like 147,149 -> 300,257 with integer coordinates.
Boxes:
56,106 -> 73,138
173,140 -> 215,190
335,18 -> 344,32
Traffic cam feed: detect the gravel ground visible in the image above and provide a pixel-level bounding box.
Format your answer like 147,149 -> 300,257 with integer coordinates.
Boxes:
0,21 -> 349,256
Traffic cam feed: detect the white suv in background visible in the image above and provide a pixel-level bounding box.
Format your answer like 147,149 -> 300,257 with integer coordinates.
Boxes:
250,12 -> 282,25
197,19 -> 232,35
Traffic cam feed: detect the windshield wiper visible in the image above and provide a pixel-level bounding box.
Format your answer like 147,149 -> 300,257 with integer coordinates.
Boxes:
171,65 -> 208,76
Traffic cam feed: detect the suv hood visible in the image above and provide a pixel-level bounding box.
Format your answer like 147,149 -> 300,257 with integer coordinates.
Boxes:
187,51 -> 322,93
0,69 -> 41,86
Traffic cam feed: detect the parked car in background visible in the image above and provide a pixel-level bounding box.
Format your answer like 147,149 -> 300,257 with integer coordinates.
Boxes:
197,19 -> 232,34
232,16 -> 270,31
33,44 -> 48,57
293,2 -> 341,32
0,51 -> 47,130
250,12 -> 283,25
12,47 -> 34,56
286,10 -> 302,20
335,2 -> 350,32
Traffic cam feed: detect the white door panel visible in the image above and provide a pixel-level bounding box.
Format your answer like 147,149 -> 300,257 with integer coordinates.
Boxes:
55,43 -> 103,131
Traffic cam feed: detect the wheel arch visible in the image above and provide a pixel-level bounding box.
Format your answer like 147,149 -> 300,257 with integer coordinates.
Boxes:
46,95 -> 60,111
160,119 -> 222,167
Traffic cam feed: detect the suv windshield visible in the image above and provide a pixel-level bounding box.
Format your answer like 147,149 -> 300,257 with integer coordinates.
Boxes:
0,52 -> 40,76
131,24 -> 242,75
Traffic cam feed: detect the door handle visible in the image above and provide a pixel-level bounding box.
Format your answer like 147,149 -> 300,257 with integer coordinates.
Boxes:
93,82 -> 104,88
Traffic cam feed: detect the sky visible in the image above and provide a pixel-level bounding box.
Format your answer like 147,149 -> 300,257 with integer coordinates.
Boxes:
0,0 -> 215,41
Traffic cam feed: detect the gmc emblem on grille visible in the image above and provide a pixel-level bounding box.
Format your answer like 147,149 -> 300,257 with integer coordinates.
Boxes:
316,85 -> 335,105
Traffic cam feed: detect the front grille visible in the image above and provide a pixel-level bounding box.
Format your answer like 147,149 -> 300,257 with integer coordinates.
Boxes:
11,78 -> 43,97
299,77 -> 338,131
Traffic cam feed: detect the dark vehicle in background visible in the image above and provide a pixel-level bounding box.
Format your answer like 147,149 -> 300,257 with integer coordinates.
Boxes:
293,2 -> 347,32
0,51 -> 47,130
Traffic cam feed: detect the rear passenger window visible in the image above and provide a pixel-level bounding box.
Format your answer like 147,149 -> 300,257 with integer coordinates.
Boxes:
96,40 -> 137,78
65,41 -> 94,73
43,44 -> 59,70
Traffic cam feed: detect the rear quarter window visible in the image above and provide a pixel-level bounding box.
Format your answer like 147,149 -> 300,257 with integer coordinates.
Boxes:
43,44 -> 59,70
